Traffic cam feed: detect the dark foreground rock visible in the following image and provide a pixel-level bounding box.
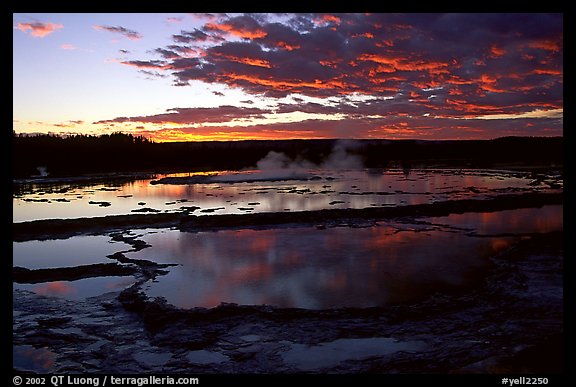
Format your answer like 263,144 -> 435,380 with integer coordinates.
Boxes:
13,231 -> 563,374
13,263 -> 137,284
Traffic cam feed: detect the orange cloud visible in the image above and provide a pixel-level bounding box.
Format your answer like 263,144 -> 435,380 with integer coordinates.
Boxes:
358,53 -> 449,74
533,68 -> 562,75
376,39 -> 394,47
490,45 -> 506,57
276,41 -> 300,51
319,59 -> 342,68
527,39 -> 561,52
478,73 -> 507,93
16,22 -> 63,38
446,100 -> 508,115
314,14 -> 341,26
353,32 -> 375,39
205,22 -> 267,39
212,53 -> 272,68
219,72 -> 353,94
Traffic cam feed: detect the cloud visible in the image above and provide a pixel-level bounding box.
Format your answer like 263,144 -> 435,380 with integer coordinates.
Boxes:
94,105 -> 269,125
204,14 -> 268,39
124,110 -> 562,143
461,108 -> 563,120
60,43 -> 76,50
166,17 -> 183,24
154,14 -> 559,103
173,28 -> 224,44
16,22 -> 63,38
120,60 -> 170,70
105,13 -> 562,140
93,25 -> 142,41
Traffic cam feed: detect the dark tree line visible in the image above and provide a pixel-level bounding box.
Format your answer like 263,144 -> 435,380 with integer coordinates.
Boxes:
12,132 -> 563,178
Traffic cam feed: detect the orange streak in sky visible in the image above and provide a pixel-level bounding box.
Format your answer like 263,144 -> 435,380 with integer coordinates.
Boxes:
527,39 -> 562,52
445,99 -> 507,113
490,45 -> 506,57
376,39 -> 394,47
276,41 -> 300,51
219,72 -> 353,93
213,53 -> 272,68
353,32 -> 375,39
358,53 -> 449,73
533,68 -> 562,75
205,22 -> 267,39
139,128 -> 326,142
316,14 -> 341,25
478,73 -> 507,93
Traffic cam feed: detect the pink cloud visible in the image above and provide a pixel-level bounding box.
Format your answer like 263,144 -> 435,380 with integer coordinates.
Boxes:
16,22 -> 63,38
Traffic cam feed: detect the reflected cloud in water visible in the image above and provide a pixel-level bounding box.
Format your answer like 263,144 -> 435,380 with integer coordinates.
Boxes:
13,169 -> 561,222
134,205 -> 561,309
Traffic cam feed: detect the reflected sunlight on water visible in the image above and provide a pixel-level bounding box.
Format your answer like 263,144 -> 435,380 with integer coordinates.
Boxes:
13,169 -> 561,222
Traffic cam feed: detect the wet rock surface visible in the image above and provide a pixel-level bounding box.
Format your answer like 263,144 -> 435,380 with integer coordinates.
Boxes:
13,230 -> 563,374
13,264 -> 137,284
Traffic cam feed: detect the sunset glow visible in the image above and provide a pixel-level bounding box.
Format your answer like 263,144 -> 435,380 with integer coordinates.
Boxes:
13,13 -> 563,142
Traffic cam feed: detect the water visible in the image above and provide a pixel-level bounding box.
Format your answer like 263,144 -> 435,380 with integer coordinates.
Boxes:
13,234 -> 131,269
12,168 -> 562,309
13,169 -> 561,222
13,345 -> 56,373
127,205 -> 562,309
281,337 -> 428,371
13,276 -> 137,300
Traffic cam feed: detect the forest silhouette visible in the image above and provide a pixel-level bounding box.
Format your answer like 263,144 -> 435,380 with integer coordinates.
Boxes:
12,132 -> 563,178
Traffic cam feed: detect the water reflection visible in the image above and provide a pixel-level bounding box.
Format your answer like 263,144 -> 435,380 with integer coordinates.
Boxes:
133,205 -> 561,309
13,169 -> 561,222
281,337 -> 428,371
429,205 -> 563,235
13,235 -> 131,269
13,276 -> 136,300
13,345 -> 56,372
138,227 -> 508,309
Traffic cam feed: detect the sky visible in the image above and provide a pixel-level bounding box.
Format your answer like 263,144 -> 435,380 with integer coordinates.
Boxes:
13,13 -> 563,142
